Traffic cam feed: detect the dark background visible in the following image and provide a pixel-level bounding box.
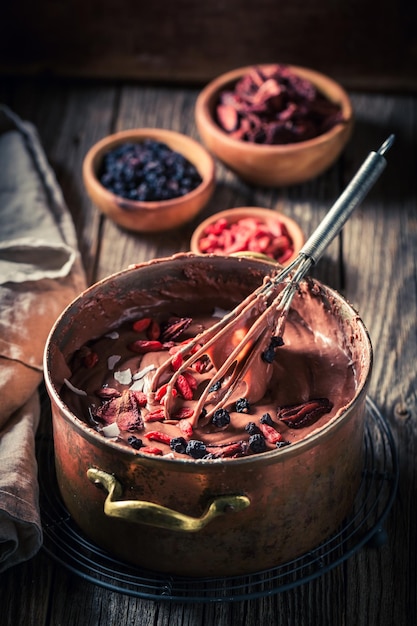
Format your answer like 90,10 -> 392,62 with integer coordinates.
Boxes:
1,0 -> 416,91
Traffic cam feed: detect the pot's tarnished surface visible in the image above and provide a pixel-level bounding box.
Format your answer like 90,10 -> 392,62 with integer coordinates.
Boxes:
44,254 -> 372,577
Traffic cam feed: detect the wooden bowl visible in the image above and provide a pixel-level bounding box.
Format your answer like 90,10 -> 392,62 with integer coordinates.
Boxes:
190,206 -> 305,266
82,128 -> 216,232
195,64 -> 354,187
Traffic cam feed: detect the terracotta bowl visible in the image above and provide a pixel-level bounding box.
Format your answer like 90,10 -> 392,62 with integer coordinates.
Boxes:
190,206 -> 304,266
82,128 -> 216,232
195,64 -> 354,186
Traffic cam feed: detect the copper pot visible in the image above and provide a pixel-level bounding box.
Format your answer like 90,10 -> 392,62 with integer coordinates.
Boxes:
44,254 -> 372,577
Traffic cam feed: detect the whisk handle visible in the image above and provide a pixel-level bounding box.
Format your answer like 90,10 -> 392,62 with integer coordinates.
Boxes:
299,135 -> 394,265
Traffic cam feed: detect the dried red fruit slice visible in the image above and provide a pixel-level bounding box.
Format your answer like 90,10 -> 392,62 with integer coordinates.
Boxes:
277,398 -> 333,428
144,431 -> 172,445
215,64 -> 345,145
83,351 -> 99,368
141,446 -> 164,456
95,387 -> 121,400
128,340 -> 163,354
258,422 -> 283,444
132,317 -> 152,332
144,407 -> 166,422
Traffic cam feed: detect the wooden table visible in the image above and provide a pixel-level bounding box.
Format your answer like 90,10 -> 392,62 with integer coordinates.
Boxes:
0,76 -> 415,625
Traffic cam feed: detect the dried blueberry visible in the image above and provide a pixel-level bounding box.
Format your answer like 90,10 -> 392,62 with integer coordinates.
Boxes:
245,421 -> 261,435
276,440 -> 291,449
260,412 -> 274,426
248,433 -> 266,453
127,436 -> 143,450
235,398 -> 250,413
98,139 -> 202,202
212,408 -> 231,428
261,336 -> 284,363
186,439 -> 207,459
170,437 -> 188,454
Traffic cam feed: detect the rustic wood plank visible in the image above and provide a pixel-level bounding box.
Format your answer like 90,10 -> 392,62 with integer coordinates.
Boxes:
0,79 -> 415,626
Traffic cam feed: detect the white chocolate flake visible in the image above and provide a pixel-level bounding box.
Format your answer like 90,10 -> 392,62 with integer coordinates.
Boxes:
101,422 -> 120,438
114,368 -> 132,385
107,354 -> 121,370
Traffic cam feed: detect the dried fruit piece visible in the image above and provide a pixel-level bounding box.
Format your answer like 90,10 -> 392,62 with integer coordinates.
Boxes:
186,439 -> 207,459
170,436 -> 188,454
178,419 -> 193,438
95,387 -> 121,400
248,433 -> 267,453
128,339 -> 163,354
160,317 -> 192,341
132,318 -> 152,332
175,374 -> 194,400
258,421 -> 283,444
130,390 -> 148,406
198,216 -> 294,264
206,441 -> 246,458
215,64 -> 345,145
128,436 -> 143,450
145,431 -> 172,445
83,351 -> 99,368
141,446 -> 164,455
147,319 -> 161,340
236,398 -> 250,413
144,407 -> 166,422
277,398 -> 333,428
212,408 -> 231,428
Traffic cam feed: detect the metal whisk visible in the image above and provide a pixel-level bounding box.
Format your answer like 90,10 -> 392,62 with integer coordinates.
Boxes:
152,135 -> 394,424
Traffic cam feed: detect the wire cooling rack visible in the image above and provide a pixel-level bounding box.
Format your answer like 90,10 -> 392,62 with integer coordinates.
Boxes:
36,396 -> 398,603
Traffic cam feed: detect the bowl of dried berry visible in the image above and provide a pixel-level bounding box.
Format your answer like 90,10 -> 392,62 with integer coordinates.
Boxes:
190,206 -> 304,266
82,128 -> 216,232
195,64 -> 353,187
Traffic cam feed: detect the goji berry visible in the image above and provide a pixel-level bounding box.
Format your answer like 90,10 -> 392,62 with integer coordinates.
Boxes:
175,374 -> 193,400
171,352 -> 184,371
154,384 -> 177,403
144,431 -> 172,445
178,419 -> 193,438
182,371 -> 198,390
144,408 -> 166,422
147,319 -> 161,340
132,318 -> 152,332
128,340 -> 163,354
141,446 -> 163,455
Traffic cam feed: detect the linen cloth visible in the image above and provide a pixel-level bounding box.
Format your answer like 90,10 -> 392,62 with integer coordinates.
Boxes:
0,104 -> 86,572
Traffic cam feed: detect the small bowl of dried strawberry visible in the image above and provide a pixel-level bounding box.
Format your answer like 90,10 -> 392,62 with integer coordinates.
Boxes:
195,64 -> 353,187
190,206 -> 304,266
83,128 -> 216,232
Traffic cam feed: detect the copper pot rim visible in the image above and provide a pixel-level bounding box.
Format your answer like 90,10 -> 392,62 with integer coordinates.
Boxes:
44,253 -> 373,468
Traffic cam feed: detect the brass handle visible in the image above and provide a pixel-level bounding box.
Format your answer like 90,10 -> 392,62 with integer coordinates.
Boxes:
87,468 -> 250,532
